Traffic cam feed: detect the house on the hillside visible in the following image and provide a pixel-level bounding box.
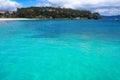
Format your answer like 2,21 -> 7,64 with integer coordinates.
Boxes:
0,10 -> 6,14
0,10 -> 13,14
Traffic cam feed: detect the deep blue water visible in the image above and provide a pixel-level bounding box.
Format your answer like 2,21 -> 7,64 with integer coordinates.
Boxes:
0,20 -> 120,80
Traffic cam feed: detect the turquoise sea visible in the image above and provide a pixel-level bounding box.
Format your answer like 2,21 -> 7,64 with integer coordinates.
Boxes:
0,20 -> 120,80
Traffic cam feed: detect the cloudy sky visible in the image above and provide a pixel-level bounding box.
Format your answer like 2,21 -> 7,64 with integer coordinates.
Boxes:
0,0 -> 120,16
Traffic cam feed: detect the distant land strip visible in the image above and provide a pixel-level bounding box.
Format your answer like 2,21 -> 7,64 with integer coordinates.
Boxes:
0,6 -> 101,20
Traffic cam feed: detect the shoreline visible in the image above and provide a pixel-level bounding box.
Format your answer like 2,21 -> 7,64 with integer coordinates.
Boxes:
0,18 -> 104,21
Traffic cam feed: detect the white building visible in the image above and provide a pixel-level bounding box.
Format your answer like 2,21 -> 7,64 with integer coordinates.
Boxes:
0,10 -> 13,14
0,10 -> 6,14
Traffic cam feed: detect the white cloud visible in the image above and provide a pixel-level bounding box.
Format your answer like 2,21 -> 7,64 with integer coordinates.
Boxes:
46,0 -> 120,15
37,0 -> 50,6
0,0 -> 21,11
95,8 -> 120,16
48,0 -> 120,8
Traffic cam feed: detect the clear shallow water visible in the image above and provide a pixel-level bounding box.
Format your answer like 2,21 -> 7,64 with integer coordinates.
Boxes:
0,20 -> 120,80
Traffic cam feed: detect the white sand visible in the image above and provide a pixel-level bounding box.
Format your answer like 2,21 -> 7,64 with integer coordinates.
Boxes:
0,18 -> 37,20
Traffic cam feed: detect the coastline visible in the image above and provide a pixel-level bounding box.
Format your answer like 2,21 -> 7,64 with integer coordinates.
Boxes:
0,18 -> 104,21
0,18 -> 37,21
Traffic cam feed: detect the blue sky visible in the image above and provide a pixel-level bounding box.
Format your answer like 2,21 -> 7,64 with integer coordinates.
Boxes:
0,0 -> 120,16
12,0 -> 37,7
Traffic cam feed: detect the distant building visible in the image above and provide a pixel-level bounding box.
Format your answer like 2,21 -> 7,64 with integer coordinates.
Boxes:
75,17 -> 81,19
0,10 -> 6,14
0,10 -> 13,14
9,11 -> 14,14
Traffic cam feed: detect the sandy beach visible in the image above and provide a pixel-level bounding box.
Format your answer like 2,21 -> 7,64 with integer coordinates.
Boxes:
0,18 -> 37,20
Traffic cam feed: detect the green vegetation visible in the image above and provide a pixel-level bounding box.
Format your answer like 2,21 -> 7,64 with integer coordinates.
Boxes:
0,7 -> 101,19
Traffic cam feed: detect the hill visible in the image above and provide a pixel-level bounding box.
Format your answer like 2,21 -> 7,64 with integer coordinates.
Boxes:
0,7 -> 101,20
